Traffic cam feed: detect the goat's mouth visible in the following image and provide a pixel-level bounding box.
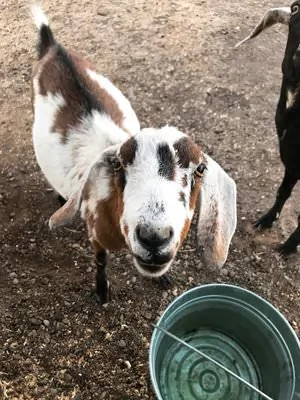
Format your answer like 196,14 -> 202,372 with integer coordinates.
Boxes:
133,254 -> 173,277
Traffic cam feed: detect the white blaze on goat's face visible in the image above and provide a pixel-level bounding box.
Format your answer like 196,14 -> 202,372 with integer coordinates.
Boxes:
119,126 -> 204,277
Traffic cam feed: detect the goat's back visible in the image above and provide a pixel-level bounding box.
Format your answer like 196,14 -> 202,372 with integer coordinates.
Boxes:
31,19 -> 139,198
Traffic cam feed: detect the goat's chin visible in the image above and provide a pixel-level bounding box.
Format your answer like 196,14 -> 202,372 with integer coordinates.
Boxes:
132,257 -> 172,278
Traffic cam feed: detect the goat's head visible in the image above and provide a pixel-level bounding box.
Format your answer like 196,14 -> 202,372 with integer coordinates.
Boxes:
117,127 -> 205,277
49,126 -> 236,277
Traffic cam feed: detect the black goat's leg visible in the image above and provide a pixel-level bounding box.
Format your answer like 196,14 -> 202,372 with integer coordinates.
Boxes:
90,241 -> 110,304
254,169 -> 297,229
157,274 -> 172,289
278,214 -> 300,255
57,194 -> 66,206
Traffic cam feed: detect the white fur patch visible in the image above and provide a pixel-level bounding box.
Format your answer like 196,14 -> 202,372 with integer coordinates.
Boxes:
29,4 -> 49,29
141,126 -> 185,144
83,160 -> 112,215
133,258 -> 172,278
87,69 -> 140,136
286,89 -> 296,108
32,81 -> 129,200
32,86 -> 73,197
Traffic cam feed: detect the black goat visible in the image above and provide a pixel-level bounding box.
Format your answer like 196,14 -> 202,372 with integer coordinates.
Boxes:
237,2 -> 300,255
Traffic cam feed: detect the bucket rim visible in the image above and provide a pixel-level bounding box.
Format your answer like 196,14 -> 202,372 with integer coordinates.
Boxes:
149,283 -> 300,400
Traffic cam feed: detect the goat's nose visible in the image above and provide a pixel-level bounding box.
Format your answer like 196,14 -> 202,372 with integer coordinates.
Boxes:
136,224 -> 173,250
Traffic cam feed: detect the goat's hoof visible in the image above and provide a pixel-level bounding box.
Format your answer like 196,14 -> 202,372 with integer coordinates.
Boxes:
157,275 -> 172,289
90,291 -> 102,304
276,243 -> 298,256
90,282 -> 111,305
253,214 -> 275,229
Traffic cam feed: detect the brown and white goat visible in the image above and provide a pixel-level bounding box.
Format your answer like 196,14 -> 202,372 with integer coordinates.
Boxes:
30,5 -> 237,304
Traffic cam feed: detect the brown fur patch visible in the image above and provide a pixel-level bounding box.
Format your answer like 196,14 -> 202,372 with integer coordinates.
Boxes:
119,137 -> 138,166
199,197 -> 226,267
179,181 -> 202,244
31,48 -> 56,113
32,45 -> 127,142
174,137 -> 202,168
49,195 -> 79,230
84,173 -> 126,251
90,238 -> 105,255
123,224 -> 129,240
190,179 -> 201,211
70,50 -> 127,132
180,218 -> 191,244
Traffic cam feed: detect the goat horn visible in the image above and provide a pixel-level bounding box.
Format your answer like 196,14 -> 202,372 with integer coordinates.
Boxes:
235,7 -> 291,48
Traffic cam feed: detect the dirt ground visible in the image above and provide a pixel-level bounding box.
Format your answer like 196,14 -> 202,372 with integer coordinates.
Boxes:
0,0 -> 299,399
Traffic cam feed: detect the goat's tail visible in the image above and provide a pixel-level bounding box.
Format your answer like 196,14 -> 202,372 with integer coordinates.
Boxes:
29,4 -> 55,59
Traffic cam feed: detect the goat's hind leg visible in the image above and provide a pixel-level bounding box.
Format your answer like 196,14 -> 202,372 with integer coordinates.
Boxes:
278,214 -> 300,256
57,194 -> 66,206
90,240 -> 111,304
254,169 -> 297,229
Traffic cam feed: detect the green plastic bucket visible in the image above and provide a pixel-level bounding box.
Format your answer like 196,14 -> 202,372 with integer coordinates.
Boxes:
149,284 -> 300,400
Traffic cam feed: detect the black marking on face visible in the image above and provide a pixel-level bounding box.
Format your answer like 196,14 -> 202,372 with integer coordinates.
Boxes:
155,201 -> 165,213
157,144 -> 175,180
179,191 -> 187,208
148,201 -> 165,217
182,174 -> 188,187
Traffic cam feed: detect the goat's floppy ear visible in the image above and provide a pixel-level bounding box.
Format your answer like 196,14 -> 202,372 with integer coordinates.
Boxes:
235,7 -> 290,47
49,191 -> 82,230
48,144 -> 121,230
197,154 -> 237,268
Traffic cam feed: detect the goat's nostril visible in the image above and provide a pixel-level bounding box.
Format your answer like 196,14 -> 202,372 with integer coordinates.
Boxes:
136,224 -> 173,250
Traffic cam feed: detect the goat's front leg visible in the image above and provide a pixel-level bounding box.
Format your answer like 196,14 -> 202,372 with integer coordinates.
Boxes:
254,169 -> 297,229
91,240 -> 110,304
157,275 -> 172,289
278,214 -> 300,255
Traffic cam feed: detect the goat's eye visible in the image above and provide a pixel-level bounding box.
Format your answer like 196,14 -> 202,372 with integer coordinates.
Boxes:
105,153 -> 123,172
112,160 -> 123,172
292,4 -> 299,15
107,156 -> 123,172
194,163 -> 206,178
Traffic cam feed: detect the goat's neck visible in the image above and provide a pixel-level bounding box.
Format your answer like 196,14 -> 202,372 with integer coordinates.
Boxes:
75,111 -> 128,164
71,111 -> 129,188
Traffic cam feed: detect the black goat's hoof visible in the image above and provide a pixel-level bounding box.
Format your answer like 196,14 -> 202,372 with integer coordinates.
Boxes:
90,290 -> 102,304
157,275 -> 172,289
276,242 -> 298,257
90,281 -> 111,305
253,214 -> 276,229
